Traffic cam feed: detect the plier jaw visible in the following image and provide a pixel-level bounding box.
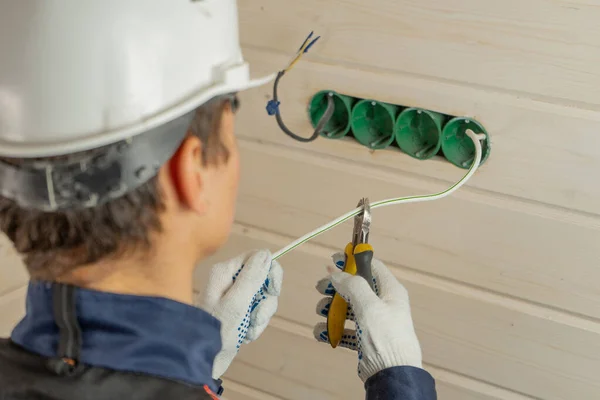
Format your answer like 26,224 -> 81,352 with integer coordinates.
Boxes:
352,198 -> 371,247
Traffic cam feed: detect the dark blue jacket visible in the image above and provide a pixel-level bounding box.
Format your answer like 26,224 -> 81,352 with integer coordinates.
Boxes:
0,281 -> 436,399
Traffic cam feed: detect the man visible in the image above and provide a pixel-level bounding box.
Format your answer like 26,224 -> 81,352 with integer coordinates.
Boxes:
0,1 -> 436,399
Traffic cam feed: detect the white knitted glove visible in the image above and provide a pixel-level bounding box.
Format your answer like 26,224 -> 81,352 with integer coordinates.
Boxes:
200,250 -> 283,379
313,253 -> 422,383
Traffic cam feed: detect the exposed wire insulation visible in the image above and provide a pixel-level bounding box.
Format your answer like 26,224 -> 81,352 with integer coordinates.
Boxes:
272,130 -> 486,260
266,31 -> 335,143
271,71 -> 335,143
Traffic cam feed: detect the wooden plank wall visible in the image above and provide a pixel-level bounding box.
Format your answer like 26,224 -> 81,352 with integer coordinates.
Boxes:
195,0 -> 600,399
0,235 -> 28,337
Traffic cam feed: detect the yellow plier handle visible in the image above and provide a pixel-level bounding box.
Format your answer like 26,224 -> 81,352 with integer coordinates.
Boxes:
327,243 -> 355,348
327,242 -> 375,348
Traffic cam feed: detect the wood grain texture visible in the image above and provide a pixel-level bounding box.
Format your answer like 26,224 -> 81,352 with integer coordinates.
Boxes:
221,380 -> 284,400
0,234 -> 28,297
195,230 -> 600,400
233,140 -> 600,322
0,286 -> 26,337
239,0 -> 600,107
236,47 -> 600,216
225,321 -> 535,400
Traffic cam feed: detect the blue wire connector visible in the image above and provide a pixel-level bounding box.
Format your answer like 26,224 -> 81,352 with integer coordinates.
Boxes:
266,99 -> 280,116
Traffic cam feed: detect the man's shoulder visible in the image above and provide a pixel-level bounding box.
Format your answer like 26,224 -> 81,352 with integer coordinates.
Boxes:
0,339 -> 219,400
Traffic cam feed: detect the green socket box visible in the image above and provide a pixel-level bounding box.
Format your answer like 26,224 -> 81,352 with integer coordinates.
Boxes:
442,118 -> 491,169
395,108 -> 445,161
309,91 -> 490,169
309,91 -> 355,139
351,100 -> 399,150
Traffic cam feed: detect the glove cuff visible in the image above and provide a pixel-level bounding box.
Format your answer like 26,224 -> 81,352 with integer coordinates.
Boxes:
358,342 -> 423,383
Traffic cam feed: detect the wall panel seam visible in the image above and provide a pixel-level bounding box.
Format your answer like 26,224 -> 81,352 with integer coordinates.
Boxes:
268,315 -> 539,400
230,222 -> 600,331
240,43 -> 600,113
237,137 -> 600,226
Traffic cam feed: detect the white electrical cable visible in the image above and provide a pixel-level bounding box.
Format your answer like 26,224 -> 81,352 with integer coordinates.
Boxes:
272,130 -> 486,260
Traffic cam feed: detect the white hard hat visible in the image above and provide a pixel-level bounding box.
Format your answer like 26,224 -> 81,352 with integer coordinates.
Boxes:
0,0 -> 275,158
0,0 -> 277,211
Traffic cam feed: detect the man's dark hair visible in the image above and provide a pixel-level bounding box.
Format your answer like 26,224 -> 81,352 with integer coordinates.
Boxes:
0,95 -> 234,280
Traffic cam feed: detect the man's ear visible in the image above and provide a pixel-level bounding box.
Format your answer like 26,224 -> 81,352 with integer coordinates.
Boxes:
167,134 -> 207,214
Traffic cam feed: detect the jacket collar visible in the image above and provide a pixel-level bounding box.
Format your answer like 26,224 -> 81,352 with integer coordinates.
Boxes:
11,281 -> 222,390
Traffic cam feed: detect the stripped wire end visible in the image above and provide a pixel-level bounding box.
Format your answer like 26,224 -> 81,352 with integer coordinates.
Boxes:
297,31 -> 315,52
304,35 -> 321,53
285,31 -> 321,72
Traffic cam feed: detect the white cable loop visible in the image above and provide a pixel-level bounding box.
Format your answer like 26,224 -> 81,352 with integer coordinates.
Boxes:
272,130 -> 486,260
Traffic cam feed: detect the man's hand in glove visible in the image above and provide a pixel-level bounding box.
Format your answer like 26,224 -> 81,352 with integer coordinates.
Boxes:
200,250 -> 283,380
313,253 -> 422,383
